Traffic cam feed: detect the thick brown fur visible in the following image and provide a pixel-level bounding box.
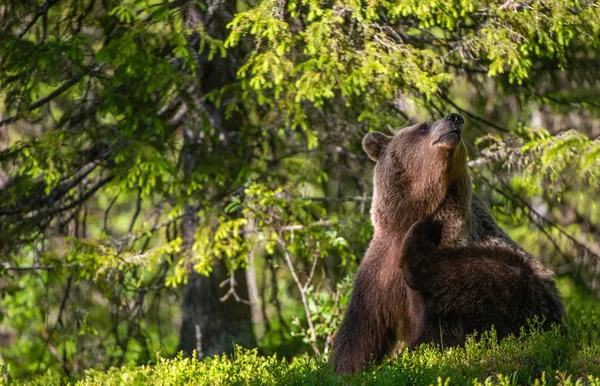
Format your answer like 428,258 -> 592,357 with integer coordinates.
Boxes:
400,219 -> 565,348
332,114 -> 565,375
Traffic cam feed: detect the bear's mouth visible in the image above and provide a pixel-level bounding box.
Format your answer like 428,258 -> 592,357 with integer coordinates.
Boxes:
434,130 -> 462,147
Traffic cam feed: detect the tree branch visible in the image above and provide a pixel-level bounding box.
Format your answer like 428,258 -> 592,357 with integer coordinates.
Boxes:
17,0 -> 60,38
438,93 -> 510,133
0,74 -> 82,128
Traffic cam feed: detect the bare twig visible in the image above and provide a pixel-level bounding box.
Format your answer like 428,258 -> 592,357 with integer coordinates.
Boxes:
0,263 -> 82,271
194,324 -> 203,360
41,0 -> 49,43
301,196 -> 371,203
303,253 -> 319,293
0,350 -> 7,382
235,220 -> 332,236
17,0 -> 60,38
41,327 -> 71,376
277,232 -> 320,356
104,192 -> 121,235
128,189 -> 143,233
219,268 -> 251,305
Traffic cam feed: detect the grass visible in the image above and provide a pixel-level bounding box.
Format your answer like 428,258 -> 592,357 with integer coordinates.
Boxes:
9,305 -> 600,386
5,278 -> 600,386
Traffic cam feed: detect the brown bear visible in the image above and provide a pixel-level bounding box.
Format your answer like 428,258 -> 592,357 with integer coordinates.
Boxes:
332,113 -> 565,375
400,218 -> 564,349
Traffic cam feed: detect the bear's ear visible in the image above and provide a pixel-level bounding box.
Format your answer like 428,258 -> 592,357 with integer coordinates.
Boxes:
362,132 -> 392,161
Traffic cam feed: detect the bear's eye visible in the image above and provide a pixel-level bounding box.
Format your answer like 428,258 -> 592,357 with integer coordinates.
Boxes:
419,123 -> 429,135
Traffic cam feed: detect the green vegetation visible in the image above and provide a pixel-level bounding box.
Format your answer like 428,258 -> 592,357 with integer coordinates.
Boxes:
13,302 -> 600,385
4,280 -> 600,385
0,0 -> 599,383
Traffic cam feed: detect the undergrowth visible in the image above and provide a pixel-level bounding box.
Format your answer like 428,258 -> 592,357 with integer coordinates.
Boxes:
7,303 -> 600,386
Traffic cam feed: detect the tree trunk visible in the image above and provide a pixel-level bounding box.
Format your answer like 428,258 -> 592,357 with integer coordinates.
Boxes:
177,0 -> 256,358
179,266 -> 256,358
178,128 -> 256,358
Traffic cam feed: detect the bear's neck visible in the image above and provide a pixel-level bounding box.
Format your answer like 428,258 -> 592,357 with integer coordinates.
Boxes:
371,175 -> 472,247
431,178 -> 472,247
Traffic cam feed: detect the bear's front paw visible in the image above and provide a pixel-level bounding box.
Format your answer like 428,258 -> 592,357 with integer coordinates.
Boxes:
400,219 -> 443,290
406,219 -> 443,248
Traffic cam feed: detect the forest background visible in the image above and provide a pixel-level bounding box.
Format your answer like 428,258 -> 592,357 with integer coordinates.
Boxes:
0,0 -> 599,383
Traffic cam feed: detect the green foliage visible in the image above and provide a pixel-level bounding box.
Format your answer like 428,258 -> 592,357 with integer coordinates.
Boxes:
520,130 -> 600,192
10,304 -> 600,386
477,128 -> 600,197
227,0 -> 454,129
226,0 -> 600,135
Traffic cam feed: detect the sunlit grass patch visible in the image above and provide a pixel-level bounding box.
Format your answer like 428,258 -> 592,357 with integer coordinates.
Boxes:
14,307 -> 600,386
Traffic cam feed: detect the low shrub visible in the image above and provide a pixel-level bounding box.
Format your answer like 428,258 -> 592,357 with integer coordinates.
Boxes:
10,311 -> 600,386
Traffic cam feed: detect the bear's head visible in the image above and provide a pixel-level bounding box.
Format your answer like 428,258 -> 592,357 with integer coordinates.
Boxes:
363,113 -> 471,239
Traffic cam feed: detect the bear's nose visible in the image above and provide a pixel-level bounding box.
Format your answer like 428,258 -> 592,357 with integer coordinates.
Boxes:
445,113 -> 464,126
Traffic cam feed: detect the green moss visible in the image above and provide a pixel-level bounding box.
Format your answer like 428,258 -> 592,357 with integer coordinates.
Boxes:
11,307 -> 600,386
